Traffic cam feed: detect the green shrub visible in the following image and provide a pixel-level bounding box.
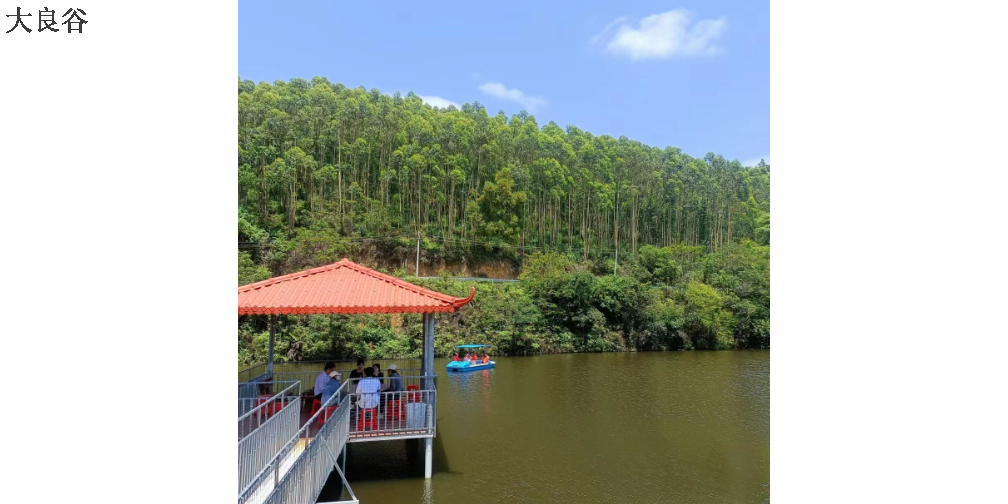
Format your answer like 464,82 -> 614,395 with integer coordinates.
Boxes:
237,244 -> 769,362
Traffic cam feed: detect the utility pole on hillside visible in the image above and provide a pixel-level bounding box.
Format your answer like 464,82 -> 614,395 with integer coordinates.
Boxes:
416,233 -> 421,277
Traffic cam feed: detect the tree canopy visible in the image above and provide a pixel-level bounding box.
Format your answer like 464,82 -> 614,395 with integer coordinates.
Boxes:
237,77 -> 770,362
238,77 -> 770,273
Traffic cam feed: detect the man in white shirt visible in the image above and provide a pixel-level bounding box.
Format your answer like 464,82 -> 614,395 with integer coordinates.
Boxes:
314,362 -> 337,400
355,366 -> 382,410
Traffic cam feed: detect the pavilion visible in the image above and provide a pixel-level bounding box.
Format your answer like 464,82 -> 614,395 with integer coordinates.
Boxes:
238,258 -> 475,482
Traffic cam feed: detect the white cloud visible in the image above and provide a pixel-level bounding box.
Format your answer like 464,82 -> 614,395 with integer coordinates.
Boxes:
478,82 -> 547,112
742,156 -> 770,167
594,9 -> 726,60
419,95 -> 459,109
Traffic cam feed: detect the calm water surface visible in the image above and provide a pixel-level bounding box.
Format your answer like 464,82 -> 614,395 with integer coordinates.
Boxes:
340,351 -> 769,503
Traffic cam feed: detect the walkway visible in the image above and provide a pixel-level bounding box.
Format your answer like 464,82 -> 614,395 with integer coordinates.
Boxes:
239,384 -> 356,504
243,438 -> 308,504
238,379 -> 437,504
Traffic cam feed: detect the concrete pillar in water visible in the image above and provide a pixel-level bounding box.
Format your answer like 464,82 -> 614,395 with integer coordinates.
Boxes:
424,437 -> 433,478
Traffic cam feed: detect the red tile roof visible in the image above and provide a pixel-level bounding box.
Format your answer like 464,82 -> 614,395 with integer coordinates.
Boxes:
238,258 -> 475,315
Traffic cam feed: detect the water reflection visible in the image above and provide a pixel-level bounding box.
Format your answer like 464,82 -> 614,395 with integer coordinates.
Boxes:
421,478 -> 432,504
444,366 -> 494,394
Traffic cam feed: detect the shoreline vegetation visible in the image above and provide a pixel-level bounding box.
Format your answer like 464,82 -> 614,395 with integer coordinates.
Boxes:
238,77 -> 769,365
238,246 -> 769,365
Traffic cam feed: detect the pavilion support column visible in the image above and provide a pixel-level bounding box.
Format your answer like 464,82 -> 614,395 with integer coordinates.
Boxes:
421,312 -> 435,480
420,313 -> 427,386
421,313 -> 435,390
267,315 -> 277,376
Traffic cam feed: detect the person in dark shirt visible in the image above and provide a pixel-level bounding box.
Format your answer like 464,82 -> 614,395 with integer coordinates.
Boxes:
347,358 -> 365,388
372,362 -> 385,386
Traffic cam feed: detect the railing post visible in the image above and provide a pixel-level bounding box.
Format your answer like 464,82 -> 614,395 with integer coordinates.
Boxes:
273,454 -> 279,487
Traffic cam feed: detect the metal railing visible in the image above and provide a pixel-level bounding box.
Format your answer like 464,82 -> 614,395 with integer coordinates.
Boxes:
235,376 -> 437,503
238,360 -> 424,379
269,359 -> 422,373
240,363 -> 270,400
262,369 -> 427,400
269,395 -> 355,504
239,390 -> 302,494
342,373 -> 432,393
239,381 -> 356,504
239,383 -> 257,401
238,380 -> 299,417
240,363 -> 269,383
347,388 -> 437,440
239,381 -> 301,438
267,372 -> 323,399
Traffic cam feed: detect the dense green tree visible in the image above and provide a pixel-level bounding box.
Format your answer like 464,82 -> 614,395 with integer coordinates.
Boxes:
754,211 -> 770,245
237,77 -> 770,361
238,77 -> 770,273
634,245 -> 681,285
238,251 -> 271,286
476,167 -> 527,245
681,282 -> 736,349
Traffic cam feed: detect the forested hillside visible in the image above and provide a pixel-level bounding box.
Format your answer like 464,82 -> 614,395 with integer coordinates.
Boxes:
238,77 -> 769,363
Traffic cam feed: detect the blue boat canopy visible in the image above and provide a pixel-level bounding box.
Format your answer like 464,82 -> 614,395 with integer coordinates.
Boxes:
454,344 -> 490,348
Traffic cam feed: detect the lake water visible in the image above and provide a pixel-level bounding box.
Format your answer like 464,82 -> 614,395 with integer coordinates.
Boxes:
336,351 -> 770,503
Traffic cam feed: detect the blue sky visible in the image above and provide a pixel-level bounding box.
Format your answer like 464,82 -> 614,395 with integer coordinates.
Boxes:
238,0 -> 769,166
